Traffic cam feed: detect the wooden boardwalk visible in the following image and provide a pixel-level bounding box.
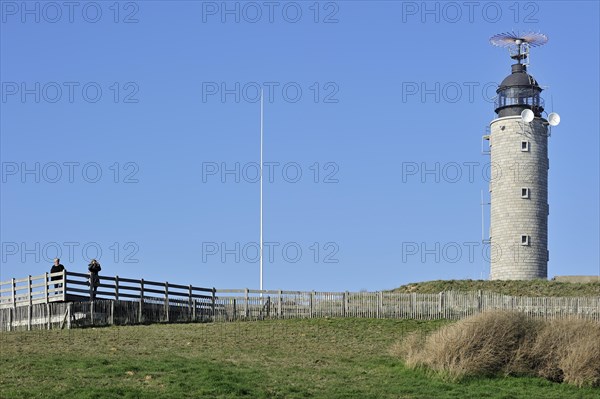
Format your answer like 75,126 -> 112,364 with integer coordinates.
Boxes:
1,271 -> 599,331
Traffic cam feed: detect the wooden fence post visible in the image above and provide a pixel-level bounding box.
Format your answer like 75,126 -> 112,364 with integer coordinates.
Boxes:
211,288 -> 216,321
28,275 -> 32,306
44,272 -> 49,303
278,290 -> 282,318
90,300 -> 95,326
344,291 -> 349,317
244,288 -> 249,318
477,290 -> 482,313
110,300 -> 115,325
68,303 -> 72,329
115,276 -> 120,301
232,298 -> 237,321
164,282 -> 170,323
47,303 -> 51,330
11,278 -> 16,307
377,292 -> 383,319
89,273 -> 94,300
27,275 -> 32,331
188,285 -> 193,321
192,299 -> 197,321
8,307 -> 14,332
28,306 -> 33,330
309,291 -> 314,318
139,279 -> 144,324
62,270 -> 67,301
438,292 -> 444,316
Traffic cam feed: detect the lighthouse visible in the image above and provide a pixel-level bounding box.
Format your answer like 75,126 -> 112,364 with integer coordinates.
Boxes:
487,32 -> 560,280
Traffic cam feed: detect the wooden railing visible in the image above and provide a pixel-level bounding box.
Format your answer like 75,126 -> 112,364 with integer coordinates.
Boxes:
0,271 -> 66,307
62,271 -> 218,322
63,271 -> 215,304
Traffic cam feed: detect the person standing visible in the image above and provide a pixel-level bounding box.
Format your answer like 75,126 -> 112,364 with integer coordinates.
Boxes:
50,258 -> 66,294
88,259 -> 102,299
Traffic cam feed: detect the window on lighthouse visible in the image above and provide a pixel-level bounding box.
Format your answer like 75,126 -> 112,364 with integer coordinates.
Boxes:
521,235 -> 530,246
521,141 -> 530,152
521,188 -> 530,198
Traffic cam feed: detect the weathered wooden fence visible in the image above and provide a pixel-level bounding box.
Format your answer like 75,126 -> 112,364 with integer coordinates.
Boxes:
1,271 -> 599,332
0,272 -> 66,307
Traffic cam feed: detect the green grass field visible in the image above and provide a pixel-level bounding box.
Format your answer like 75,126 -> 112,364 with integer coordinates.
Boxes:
391,279 -> 600,297
1,318 -> 598,399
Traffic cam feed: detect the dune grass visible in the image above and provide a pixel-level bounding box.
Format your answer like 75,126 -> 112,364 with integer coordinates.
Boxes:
1,318 -> 599,398
393,311 -> 600,387
391,279 -> 600,297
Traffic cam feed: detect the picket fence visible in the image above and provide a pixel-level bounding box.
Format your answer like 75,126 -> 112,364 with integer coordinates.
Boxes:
1,271 -> 598,331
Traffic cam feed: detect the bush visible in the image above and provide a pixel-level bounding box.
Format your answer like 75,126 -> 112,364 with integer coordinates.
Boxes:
396,312 -> 537,380
393,312 -> 600,387
390,330 -> 427,369
524,318 -> 600,387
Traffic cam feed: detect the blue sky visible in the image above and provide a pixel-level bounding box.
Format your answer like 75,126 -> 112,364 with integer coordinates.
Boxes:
1,1 -> 599,291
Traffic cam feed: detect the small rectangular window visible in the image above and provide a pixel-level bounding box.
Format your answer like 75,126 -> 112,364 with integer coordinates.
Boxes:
521,235 -> 530,246
521,141 -> 530,152
521,188 -> 530,198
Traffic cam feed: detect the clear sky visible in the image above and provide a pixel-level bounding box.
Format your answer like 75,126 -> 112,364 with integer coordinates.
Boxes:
1,1 -> 599,291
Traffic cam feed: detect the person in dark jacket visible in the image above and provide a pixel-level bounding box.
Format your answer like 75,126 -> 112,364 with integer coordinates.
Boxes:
50,258 -> 65,293
88,259 -> 102,299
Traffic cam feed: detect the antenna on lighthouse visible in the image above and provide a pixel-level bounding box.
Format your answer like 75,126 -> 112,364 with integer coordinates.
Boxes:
520,109 -> 535,136
490,31 -> 548,65
547,113 -> 561,126
521,109 -> 535,123
545,95 -> 561,136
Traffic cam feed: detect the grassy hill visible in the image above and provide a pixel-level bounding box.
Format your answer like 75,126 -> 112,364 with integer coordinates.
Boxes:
391,279 -> 600,297
2,319 -> 600,398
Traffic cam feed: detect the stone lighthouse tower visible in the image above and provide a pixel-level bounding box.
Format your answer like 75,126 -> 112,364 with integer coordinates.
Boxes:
487,32 -> 560,280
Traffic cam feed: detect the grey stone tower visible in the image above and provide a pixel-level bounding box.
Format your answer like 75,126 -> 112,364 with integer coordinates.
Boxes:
488,33 -> 552,280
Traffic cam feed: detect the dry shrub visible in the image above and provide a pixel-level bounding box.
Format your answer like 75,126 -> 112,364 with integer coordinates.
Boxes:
393,312 -> 600,387
561,331 -> 600,387
524,318 -> 600,387
389,331 -> 427,368
402,312 -> 537,380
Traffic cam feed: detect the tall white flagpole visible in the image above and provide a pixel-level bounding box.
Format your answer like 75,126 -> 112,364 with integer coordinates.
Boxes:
260,89 -> 264,292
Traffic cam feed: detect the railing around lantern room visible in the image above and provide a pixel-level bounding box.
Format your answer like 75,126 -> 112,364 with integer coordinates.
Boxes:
494,92 -> 545,111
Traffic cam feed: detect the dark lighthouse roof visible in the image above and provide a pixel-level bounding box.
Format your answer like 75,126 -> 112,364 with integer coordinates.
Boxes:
495,63 -> 544,118
499,64 -> 540,88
